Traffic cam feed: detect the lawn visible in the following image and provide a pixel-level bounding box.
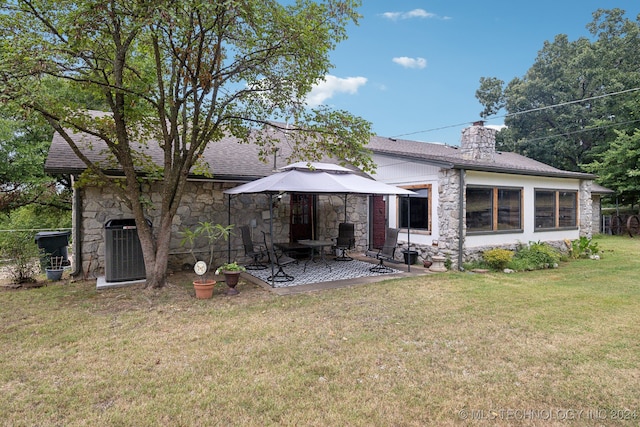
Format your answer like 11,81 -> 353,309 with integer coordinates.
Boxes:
1,235 -> 639,426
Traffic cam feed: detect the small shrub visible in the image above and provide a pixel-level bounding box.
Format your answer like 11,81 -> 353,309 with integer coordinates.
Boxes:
0,231 -> 41,283
482,248 -> 514,270
510,241 -> 561,271
568,236 -> 600,259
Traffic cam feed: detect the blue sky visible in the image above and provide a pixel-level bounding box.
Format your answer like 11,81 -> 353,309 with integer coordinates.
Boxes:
305,1 -> 640,145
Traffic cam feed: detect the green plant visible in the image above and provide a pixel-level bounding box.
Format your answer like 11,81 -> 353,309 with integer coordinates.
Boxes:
0,231 -> 41,283
180,222 -> 234,279
510,241 -> 561,271
482,248 -> 514,270
217,262 -> 246,273
567,236 -> 600,259
462,259 -> 491,271
444,255 -> 452,270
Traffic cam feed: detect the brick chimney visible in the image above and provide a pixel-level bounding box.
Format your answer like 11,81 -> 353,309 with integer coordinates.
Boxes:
460,120 -> 497,162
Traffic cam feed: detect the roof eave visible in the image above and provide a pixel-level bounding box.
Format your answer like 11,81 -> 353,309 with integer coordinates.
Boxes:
453,163 -> 596,180
371,149 -> 455,169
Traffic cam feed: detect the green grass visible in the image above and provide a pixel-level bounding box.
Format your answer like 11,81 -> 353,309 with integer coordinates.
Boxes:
1,235 -> 640,426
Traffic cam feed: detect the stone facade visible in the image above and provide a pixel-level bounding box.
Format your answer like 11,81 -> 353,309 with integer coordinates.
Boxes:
579,180 -> 593,238
75,181 -> 366,279
460,122 -> 497,162
433,168 -> 462,268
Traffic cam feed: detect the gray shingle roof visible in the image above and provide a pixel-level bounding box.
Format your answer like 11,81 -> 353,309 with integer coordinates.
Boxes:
367,135 -> 596,179
45,124 -> 596,181
45,126 -> 334,181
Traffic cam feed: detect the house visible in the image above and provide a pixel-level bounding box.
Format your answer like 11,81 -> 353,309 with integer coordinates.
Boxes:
45,120 -> 601,279
44,125 -> 371,279
365,121 -> 599,268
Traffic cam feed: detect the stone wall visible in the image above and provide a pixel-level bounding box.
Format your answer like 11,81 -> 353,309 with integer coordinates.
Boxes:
579,180 -> 593,238
76,181 -> 366,278
314,194 -> 368,250
460,122 -> 497,162
394,168 -> 461,268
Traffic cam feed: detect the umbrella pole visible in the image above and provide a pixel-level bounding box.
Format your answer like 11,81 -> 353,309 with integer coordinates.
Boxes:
344,194 -> 348,223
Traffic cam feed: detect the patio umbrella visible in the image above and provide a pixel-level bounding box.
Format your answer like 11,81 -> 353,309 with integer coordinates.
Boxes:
224,162 -> 416,283
224,162 -> 416,196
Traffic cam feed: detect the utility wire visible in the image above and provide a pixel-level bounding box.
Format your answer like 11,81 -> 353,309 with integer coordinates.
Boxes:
514,118 -> 640,145
391,86 -> 640,139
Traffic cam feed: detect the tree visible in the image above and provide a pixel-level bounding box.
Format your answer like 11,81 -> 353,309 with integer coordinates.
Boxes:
476,8 -> 640,172
583,129 -> 640,207
0,109 -> 69,213
0,0 -> 374,289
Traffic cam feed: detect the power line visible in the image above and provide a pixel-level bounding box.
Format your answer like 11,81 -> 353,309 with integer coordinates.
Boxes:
391,86 -> 640,139
494,87 -> 640,121
510,118 -> 640,145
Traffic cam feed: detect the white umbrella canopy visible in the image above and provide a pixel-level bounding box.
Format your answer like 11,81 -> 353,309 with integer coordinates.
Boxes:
223,162 -> 417,280
224,162 -> 415,195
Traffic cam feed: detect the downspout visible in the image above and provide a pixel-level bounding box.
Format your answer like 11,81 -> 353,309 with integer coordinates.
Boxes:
71,175 -> 83,277
458,169 -> 465,271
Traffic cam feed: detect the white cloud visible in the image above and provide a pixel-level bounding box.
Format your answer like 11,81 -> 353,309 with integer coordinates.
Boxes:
381,9 -> 436,20
486,124 -> 507,132
392,56 -> 427,69
305,75 -> 367,106
406,9 -> 436,19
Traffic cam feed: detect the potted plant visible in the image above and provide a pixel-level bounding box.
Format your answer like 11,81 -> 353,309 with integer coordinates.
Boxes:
180,222 -> 234,299
45,255 -> 65,281
216,261 -> 246,295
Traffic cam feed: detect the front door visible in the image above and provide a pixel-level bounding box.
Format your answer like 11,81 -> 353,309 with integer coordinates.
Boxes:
370,195 -> 386,249
290,193 -> 314,242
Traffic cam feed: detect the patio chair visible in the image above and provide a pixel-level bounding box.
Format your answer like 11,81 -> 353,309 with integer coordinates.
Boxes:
262,231 -> 297,282
332,222 -> 355,261
366,227 -> 399,273
240,225 -> 267,270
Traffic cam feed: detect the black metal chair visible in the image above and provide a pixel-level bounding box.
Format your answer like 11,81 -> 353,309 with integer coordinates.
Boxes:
262,231 -> 297,282
367,228 -> 399,273
333,222 -> 355,261
240,225 -> 267,270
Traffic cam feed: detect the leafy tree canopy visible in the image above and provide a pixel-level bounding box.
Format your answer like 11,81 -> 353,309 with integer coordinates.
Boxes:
583,129 -> 640,206
0,0 -> 372,288
0,108 -> 58,212
476,8 -> 640,173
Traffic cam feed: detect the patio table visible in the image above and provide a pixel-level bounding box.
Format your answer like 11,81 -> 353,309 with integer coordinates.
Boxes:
273,241 -> 309,259
298,239 -> 333,272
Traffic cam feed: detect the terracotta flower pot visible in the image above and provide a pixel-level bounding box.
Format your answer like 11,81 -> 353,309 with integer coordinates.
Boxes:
193,280 -> 216,299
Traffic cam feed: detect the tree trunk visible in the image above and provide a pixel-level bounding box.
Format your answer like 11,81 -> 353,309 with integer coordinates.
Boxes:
136,211 -> 174,289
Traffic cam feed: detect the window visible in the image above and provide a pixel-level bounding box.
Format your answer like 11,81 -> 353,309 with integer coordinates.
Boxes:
535,190 -> 578,229
399,185 -> 431,231
558,192 -> 577,227
466,186 -> 522,233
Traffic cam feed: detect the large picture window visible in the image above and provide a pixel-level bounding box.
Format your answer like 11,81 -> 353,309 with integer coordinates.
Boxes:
535,190 -> 577,229
466,186 -> 522,233
399,185 -> 431,231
